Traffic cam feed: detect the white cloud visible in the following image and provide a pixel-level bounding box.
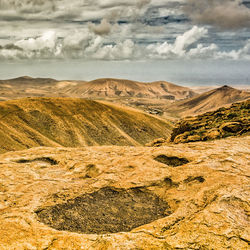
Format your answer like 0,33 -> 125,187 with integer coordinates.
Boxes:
238,40 -> 250,60
15,31 -> 57,51
93,39 -> 136,60
145,26 -> 250,60
63,32 -> 90,49
0,31 -> 61,59
1,26 -> 250,61
85,36 -> 104,54
187,43 -> 218,59
217,40 -> 250,60
173,26 -> 207,55
147,26 -> 208,58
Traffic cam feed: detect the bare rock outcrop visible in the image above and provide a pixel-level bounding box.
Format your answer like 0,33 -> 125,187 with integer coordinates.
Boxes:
0,136 -> 249,249
170,99 -> 250,144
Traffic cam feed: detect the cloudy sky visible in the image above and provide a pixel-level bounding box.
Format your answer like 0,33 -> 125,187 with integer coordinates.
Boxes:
0,0 -> 250,85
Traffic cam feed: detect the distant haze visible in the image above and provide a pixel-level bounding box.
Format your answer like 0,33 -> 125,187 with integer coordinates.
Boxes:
0,0 -> 249,86
0,59 -> 250,87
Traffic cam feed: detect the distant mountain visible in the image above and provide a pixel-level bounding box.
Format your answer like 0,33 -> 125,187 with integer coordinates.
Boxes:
0,76 -> 57,86
0,76 -> 196,101
62,78 -> 196,100
165,85 -> 250,118
0,76 -> 59,100
0,97 -> 173,153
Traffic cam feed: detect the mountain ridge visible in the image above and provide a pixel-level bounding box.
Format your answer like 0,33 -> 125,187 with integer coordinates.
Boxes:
0,76 -> 196,101
59,77 -> 196,100
164,85 -> 250,118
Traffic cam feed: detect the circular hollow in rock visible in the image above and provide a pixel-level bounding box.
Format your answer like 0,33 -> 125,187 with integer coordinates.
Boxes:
154,155 -> 189,167
35,187 -> 170,234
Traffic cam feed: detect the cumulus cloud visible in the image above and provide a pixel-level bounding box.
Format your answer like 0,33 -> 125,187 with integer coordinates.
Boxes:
184,0 -> 250,30
88,19 -> 112,35
173,26 -> 207,54
0,26 -> 250,61
92,39 -> 136,60
15,31 -> 57,51
187,43 -> 218,59
147,26 -> 208,58
146,25 -> 250,60
217,39 -> 250,60
0,29 -> 135,60
0,31 -> 61,59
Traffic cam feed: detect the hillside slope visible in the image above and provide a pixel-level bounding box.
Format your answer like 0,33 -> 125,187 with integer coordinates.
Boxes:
165,85 -> 250,118
0,97 -> 173,153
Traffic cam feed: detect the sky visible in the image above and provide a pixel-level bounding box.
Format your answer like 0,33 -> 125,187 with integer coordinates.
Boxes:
0,0 -> 250,85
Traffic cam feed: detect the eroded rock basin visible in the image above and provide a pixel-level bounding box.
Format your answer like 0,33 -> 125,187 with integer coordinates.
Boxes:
36,187 -> 170,234
1,137 -> 249,249
154,154 -> 189,166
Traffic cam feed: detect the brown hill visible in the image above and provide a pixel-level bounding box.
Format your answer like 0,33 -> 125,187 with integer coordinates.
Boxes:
0,76 -> 57,86
165,85 -> 250,118
0,135 -> 249,249
62,78 -> 196,100
0,76 -> 196,101
0,97 -> 173,153
0,76 -> 59,100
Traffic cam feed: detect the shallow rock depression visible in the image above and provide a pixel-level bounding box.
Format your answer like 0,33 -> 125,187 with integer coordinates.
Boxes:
36,187 -> 170,234
154,154 -> 189,167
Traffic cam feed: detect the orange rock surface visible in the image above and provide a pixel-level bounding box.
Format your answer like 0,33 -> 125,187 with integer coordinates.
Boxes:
0,136 -> 249,249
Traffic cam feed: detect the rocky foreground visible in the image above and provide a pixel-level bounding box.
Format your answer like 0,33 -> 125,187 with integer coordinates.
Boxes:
0,136 -> 249,249
170,100 -> 250,144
